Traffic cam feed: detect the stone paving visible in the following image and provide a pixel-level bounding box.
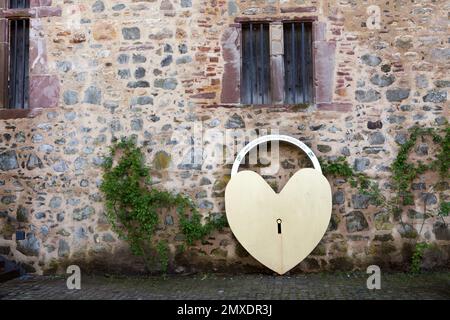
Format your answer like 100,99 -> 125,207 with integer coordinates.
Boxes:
0,272 -> 449,300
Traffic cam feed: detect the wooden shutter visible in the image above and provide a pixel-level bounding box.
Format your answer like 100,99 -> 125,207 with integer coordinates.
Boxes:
0,0 -> 8,108
9,0 -> 30,9
8,18 -> 29,109
241,23 -> 271,105
283,22 -> 313,104
3,0 -> 30,109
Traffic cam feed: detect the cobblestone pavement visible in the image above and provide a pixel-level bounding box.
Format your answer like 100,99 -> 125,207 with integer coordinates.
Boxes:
0,272 -> 449,300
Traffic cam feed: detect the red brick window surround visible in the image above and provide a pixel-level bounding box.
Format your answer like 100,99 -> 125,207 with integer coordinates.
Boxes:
0,0 -> 61,119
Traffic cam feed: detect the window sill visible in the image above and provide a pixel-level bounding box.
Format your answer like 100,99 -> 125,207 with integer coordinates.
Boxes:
234,16 -> 318,23
203,103 -> 313,111
0,8 -> 35,19
0,7 -> 62,19
0,108 -> 42,120
203,102 -> 352,112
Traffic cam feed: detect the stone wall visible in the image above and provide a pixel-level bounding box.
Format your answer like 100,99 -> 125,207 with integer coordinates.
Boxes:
0,0 -> 449,275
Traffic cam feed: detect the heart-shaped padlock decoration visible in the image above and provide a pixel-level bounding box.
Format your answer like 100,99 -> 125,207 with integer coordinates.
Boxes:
225,135 -> 332,275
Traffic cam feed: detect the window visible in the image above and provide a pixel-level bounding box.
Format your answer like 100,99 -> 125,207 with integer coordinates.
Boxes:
0,0 -> 30,109
8,18 -> 30,109
283,22 -> 313,104
239,21 -> 313,105
9,0 -> 29,8
241,23 -> 270,105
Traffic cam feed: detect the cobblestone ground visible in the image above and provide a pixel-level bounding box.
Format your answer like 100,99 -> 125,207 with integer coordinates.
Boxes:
0,272 -> 449,300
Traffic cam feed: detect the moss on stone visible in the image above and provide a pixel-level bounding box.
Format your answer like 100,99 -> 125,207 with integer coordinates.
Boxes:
1,224 -> 14,240
327,214 -> 340,232
267,180 -> 279,192
301,258 -> 320,270
402,231 -> 418,239
398,224 -> 418,239
213,175 -> 231,191
16,206 -> 28,223
43,259 -> 61,275
317,144 -> 332,153
211,191 -> 225,198
152,151 -> 171,170
373,233 -> 394,242
311,243 -> 326,256
291,103 -> 310,111
235,242 -> 250,258
374,211 -> 394,230
211,248 -> 227,258
381,242 -> 396,255
328,256 -> 353,271
331,241 -> 348,254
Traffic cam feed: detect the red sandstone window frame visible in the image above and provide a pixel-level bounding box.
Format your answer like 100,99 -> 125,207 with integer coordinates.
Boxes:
220,17 -> 346,112
0,0 -> 32,118
220,16 -> 319,109
0,1 -> 62,120
240,18 -> 316,107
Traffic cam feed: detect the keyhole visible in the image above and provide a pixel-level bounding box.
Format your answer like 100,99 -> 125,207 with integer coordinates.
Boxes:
277,219 -> 282,234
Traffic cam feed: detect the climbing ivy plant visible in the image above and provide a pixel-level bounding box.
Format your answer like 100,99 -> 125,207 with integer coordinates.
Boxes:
391,125 -> 449,207
320,125 -> 449,273
100,138 -> 227,272
320,124 -> 449,218
320,156 -> 385,206
320,125 -> 448,236
410,242 -> 430,274
389,125 -> 450,243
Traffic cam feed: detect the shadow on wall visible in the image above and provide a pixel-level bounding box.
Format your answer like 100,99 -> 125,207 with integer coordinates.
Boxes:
33,237 -> 450,276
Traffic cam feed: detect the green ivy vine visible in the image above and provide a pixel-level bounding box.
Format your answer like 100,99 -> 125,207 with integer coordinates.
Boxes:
320,124 -> 449,218
321,125 -> 449,273
156,240 -> 169,272
320,156 -> 385,206
100,126 -> 448,273
439,201 -> 449,217
389,125 -> 449,245
320,122 -> 449,266
391,126 -> 449,206
410,242 -> 430,274
100,138 -> 227,272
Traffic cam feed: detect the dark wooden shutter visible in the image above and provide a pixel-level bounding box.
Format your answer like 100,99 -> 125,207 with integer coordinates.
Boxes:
9,0 -> 30,9
241,23 -> 270,105
8,18 -> 29,109
283,22 -> 313,104
0,16 -> 8,109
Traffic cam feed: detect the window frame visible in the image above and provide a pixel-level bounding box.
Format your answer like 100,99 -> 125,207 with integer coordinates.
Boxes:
236,17 -> 317,107
0,0 -> 31,111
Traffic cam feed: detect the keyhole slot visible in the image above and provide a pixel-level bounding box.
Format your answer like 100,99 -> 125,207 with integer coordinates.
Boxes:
277,219 -> 282,234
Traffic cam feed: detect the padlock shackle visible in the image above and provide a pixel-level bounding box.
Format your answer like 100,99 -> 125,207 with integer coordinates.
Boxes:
231,135 -> 322,176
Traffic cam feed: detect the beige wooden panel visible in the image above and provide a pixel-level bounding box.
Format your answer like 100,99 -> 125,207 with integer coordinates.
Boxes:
225,168 -> 332,275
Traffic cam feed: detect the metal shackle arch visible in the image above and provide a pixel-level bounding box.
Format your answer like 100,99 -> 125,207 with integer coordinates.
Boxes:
231,135 -> 323,177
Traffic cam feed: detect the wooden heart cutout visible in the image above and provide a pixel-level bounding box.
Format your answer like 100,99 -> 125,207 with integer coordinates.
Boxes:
225,168 -> 332,275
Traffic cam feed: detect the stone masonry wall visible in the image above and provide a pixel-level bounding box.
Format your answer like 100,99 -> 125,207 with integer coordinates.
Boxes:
0,0 -> 449,274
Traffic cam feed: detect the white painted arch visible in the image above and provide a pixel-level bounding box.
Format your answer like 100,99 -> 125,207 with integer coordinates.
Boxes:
231,135 -> 322,176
